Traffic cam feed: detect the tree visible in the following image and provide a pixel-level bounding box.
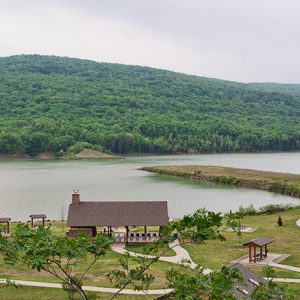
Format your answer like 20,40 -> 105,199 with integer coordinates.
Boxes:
0,224 -> 113,300
251,265 -> 294,300
108,209 -> 225,299
166,266 -> 243,299
226,211 -> 244,246
277,216 -> 283,226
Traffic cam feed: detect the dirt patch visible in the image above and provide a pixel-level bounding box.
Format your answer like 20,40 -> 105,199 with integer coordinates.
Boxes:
36,152 -> 55,159
75,149 -> 122,159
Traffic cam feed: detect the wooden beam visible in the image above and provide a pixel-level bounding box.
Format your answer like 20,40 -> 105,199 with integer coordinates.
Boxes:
249,245 -> 251,263
260,246 -> 263,260
125,226 -> 129,243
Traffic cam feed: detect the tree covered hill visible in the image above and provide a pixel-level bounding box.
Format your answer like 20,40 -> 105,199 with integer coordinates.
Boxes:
0,54 -> 299,156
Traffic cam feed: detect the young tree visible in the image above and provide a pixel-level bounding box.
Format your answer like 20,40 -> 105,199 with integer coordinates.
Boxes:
277,216 -> 283,226
166,266 -> 243,300
108,209 -> 225,299
0,224 -> 113,300
226,211 -> 244,246
252,265 -> 294,300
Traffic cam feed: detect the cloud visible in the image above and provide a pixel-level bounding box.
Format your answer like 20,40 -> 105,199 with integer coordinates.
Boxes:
0,0 -> 299,83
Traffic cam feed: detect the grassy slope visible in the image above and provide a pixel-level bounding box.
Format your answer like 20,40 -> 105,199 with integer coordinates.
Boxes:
3,210 -> 300,297
184,208 -> 300,270
141,165 -> 300,198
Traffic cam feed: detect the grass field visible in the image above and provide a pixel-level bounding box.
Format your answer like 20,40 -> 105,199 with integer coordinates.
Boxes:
183,207 -> 300,274
2,205 -> 300,298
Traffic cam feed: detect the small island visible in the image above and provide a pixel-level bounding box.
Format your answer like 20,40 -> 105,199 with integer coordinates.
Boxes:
141,165 -> 300,198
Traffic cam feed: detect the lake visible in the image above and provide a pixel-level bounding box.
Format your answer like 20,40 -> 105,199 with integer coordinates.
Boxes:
1,152 -> 300,221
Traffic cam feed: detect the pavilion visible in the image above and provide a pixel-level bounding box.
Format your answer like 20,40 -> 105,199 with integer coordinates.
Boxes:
67,191 -> 169,241
0,218 -> 11,234
30,214 -> 47,228
243,236 -> 274,263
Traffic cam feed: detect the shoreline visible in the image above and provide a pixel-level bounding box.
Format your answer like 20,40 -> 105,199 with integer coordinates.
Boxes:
141,165 -> 300,199
1,151 -> 300,161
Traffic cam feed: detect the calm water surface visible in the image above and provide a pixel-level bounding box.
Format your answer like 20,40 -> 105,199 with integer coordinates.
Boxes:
1,153 -> 300,221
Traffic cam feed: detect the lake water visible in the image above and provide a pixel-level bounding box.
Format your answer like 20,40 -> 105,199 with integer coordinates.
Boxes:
1,153 -> 300,221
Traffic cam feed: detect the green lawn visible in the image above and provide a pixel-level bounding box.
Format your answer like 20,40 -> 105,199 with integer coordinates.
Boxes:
183,208 -> 300,277
2,208 -> 300,298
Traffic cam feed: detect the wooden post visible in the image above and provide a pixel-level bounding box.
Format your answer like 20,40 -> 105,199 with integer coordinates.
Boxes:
31,217 -> 33,228
125,226 -> 129,243
260,246 -> 263,260
265,245 -> 268,258
144,226 -> 147,234
7,221 -> 9,234
42,218 -> 45,228
249,245 -> 251,263
253,245 -> 256,263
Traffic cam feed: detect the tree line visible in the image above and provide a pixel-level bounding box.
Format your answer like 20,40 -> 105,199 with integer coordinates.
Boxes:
0,55 -> 299,156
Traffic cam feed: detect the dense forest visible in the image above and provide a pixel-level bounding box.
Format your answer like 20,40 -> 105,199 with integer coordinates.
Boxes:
0,54 -> 299,156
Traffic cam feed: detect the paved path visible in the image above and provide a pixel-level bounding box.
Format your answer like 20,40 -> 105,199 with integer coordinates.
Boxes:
112,239 -> 211,273
0,278 -> 173,295
269,262 -> 300,273
270,278 -> 300,283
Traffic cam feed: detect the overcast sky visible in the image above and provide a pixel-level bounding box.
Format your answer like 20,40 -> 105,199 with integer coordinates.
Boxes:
0,0 -> 299,83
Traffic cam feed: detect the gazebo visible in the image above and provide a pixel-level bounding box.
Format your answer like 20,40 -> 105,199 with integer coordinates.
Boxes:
30,214 -> 47,228
0,218 -> 11,234
243,237 -> 274,263
67,192 -> 169,241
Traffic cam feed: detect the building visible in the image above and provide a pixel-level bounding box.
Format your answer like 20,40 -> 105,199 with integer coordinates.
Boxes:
67,191 -> 169,241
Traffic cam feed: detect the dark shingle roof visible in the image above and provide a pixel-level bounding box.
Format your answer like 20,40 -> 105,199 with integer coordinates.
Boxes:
0,218 -> 11,222
230,263 -> 267,299
30,214 -> 47,218
243,236 -> 274,247
67,201 -> 169,227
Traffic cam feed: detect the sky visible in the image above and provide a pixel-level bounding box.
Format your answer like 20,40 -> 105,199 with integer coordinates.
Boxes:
0,0 -> 300,83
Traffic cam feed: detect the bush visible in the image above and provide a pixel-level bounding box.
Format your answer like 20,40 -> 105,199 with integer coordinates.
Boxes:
229,203 -> 300,216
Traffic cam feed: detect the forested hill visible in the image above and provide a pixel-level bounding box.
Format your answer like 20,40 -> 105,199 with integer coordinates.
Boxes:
0,54 -> 299,156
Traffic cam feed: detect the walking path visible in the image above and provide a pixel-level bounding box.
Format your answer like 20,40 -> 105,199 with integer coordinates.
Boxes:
0,278 -> 173,295
270,278 -> 300,283
112,239 -> 211,273
269,262 -> 300,273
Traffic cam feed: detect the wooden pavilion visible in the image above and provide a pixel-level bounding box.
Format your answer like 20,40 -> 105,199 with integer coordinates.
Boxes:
30,214 -> 47,228
67,191 -> 169,241
243,237 -> 274,263
0,218 -> 11,234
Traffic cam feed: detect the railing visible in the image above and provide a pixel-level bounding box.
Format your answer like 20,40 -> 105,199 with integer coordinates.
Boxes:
113,232 -> 160,244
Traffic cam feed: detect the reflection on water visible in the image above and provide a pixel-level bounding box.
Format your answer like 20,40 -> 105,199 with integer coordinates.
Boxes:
0,152 -> 299,221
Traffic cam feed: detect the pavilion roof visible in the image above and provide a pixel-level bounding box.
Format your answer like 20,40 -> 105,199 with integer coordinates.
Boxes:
67,201 -> 168,227
243,236 -> 274,247
231,263 -> 267,299
30,214 -> 47,219
0,218 -> 11,222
